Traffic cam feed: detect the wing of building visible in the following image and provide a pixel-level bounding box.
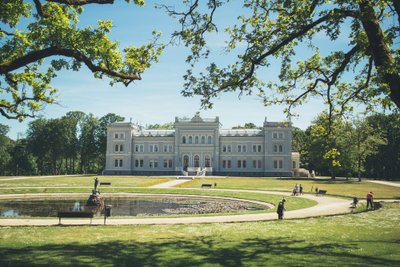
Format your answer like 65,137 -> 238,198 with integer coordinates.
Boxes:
104,113 -> 299,177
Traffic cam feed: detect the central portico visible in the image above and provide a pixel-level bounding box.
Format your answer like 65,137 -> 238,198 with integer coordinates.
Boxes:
174,113 -> 220,174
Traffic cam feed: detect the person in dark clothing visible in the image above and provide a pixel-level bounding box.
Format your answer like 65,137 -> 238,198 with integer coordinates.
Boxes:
94,177 -> 99,191
299,184 -> 303,195
366,192 -> 374,209
277,198 -> 286,219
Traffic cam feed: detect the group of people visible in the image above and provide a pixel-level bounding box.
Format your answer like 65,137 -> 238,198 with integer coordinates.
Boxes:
292,183 -> 303,196
278,189 -> 375,220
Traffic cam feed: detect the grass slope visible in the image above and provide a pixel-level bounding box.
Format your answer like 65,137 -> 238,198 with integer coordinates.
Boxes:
0,203 -> 399,266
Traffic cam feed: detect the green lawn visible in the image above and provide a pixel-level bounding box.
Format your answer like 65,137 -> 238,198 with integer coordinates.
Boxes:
0,176 -> 174,188
0,176 -> 399,265
0,203 -> 399,266
177,177 -> 400,199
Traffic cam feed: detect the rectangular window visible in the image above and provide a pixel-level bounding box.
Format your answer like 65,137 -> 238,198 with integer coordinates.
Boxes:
135,159 -> 143,168
227,145 -> 231,152
223,145 -> 227,152
222,160 -> 226,168
114,159 -> 123,167
273,132 -> 284,139
252,145 -> 257,153
227,160 -> 231,168
253,160 -> 257,168
163,144 -> 173,153
149,144 -> 159,153
114,132 -> 125,139
163,159 -> 172,168
237,160 -> 246,169
273,159 -> 283,169
237,145 -> 246,153
149,160 -> 158,168
135,144 -> 144,153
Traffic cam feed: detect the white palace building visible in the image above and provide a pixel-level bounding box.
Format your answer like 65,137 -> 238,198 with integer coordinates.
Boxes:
104,113 -> 299,177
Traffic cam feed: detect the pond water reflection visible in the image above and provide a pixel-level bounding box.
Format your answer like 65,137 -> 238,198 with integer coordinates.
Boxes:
0,196 -> 268,217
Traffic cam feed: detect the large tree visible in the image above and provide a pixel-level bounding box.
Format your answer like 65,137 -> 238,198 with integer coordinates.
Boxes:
0,0 -> 163,120
167,0 -> 400,116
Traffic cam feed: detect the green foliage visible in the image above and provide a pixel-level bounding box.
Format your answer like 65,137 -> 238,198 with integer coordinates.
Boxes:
170,0 -> 400,114
0,0 -> 163,120
147,122 -> 174,129
0,202 -> 399,266
0,124 -> 12,175
304,111 -> 395,179
232,122 -> 260,129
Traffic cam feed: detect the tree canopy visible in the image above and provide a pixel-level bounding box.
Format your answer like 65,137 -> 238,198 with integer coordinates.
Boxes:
0,0 -> 163,120
167,0 -> 400,117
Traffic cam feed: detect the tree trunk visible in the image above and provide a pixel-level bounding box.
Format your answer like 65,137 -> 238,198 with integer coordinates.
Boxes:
393,0 -> 400,26
359,1 -> 400,108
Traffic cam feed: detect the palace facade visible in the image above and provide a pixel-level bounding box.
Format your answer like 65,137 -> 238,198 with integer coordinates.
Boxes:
104,113 -> 298,177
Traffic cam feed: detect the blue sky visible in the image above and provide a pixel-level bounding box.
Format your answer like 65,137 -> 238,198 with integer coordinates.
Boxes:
2,1 -> 344,139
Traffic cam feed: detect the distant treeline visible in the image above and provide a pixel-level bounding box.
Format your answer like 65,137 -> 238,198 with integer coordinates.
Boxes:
0,112 -> 399,180
0,112 -> 125,176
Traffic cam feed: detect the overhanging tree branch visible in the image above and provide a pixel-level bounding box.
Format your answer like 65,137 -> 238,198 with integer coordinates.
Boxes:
47,0 -> 114,5
220,9 -> 358,91
0,46 -> 141,85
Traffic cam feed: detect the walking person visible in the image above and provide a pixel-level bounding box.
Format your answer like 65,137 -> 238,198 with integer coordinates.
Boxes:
277,198 -> 286,219
299,184 -> 303,195
366,191 -> 374,209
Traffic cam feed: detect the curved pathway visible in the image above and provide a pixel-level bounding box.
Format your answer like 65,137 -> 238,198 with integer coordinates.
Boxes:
0,189 -> 351,226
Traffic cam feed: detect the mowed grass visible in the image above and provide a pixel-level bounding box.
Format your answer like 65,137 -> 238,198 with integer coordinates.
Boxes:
0,203 -> 399,266
177,177 -> 400,199
0,176 -> 174,188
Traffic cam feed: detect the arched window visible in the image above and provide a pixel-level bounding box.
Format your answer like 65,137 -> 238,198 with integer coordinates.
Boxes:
205,155 -> 211,167
194,155 -> 200,167
279,145 -> 283,152
182,136 -> 186,144
195,136 -> 199,144
207,136 -> 212,144
189,136 -> 193,144
201,136 -> 205,144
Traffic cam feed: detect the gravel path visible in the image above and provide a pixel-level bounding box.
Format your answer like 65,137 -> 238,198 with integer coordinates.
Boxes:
0,190 -> 351,226
367,180 -> 400,187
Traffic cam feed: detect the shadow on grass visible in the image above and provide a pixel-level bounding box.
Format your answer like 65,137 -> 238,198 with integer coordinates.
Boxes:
0,236 -> 398,267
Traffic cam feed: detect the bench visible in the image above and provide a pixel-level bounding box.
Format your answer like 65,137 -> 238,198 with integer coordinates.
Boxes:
100,182 -> 111,186
317,190 -> 327,196
57,211 -> 94,224
201,184 -> 213,188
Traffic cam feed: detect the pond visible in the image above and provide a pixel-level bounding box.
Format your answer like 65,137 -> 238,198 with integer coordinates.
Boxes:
0,195 -> 269,217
